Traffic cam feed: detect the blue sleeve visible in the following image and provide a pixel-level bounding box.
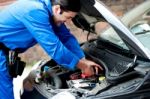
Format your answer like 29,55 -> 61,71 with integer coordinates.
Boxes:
21,9 -> 80,70
55,24 -> 85,59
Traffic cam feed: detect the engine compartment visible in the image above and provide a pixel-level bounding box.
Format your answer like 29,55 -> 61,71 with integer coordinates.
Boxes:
28,59 -> 111,98
22,40 -> 150,99
26,58 -> 144,99
39,59 -> 107,90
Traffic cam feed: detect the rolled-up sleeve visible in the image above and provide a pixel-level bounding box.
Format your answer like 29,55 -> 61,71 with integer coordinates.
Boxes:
21,9 -> 80,70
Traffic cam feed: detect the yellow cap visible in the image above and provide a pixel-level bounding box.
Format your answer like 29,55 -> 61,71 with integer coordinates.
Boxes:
99,76 -> 105,81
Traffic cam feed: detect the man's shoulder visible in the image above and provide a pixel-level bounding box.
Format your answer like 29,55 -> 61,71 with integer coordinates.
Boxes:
15,0 -> 45,12
28,0 -> 44,9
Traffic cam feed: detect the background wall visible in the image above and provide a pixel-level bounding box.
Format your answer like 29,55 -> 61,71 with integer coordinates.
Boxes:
0,0 -> 145,65
101,0 -> 144,16
1,0 -> 144,15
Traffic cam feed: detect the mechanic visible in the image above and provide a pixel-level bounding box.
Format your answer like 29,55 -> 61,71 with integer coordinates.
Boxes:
0,0 -> 102,98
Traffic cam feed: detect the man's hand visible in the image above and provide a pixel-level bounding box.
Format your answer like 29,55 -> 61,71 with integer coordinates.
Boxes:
77,58 -> 103,77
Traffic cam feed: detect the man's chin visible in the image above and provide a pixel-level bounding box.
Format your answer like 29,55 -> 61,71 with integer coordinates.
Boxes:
55,22 -> 63,26
56,23 -> 61,26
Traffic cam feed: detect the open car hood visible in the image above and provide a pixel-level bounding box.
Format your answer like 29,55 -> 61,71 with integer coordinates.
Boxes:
72,0 -> 150,59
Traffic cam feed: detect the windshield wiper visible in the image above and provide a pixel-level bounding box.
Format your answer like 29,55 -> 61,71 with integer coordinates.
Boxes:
134,30 -> 150,35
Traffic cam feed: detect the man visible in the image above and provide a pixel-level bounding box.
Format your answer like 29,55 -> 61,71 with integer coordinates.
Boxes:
0,0 -> 102,98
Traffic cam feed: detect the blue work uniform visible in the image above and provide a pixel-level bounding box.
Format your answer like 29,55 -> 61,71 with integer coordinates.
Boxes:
0,0 -> 85,98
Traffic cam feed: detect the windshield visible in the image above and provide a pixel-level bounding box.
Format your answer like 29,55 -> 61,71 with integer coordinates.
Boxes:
99,7 -> 150,53
130,11 -> 150,51
98,22 -> 129,50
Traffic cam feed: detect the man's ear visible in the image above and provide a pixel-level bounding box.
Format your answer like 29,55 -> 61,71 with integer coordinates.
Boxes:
53,5 -> 61,15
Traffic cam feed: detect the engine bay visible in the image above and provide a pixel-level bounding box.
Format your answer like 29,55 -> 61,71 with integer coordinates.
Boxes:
40,59 -> 107,88
31,59 -> 111,98
21,40 -> 150,98
22,49 -> 150,99
24,54 -> 145,99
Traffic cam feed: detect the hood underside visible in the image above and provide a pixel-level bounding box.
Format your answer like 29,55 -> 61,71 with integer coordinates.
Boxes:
72,0 -> 150,59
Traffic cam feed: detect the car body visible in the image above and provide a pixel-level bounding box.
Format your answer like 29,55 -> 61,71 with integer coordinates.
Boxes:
21,0 -> 150,99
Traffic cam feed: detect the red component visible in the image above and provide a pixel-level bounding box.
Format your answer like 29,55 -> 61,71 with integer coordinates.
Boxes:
70,72 -> 90,80
81,74 -> 89,78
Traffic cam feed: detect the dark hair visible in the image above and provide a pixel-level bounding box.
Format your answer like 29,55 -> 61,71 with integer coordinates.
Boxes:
51,0 -> 81,12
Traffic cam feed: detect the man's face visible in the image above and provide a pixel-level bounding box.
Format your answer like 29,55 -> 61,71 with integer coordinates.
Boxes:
52,5 -> 77,26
